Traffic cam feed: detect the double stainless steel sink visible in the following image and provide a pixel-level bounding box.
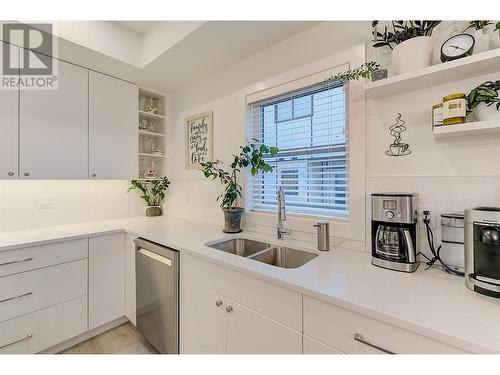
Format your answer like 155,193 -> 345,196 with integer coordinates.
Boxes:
206,238 -> 318,269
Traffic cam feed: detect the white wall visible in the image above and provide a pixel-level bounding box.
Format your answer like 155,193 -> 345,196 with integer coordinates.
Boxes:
0,180 -> 144,232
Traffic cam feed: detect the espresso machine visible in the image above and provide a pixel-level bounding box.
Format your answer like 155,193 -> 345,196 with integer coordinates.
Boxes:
371,193 -> 419,273
465,207 -> 500,298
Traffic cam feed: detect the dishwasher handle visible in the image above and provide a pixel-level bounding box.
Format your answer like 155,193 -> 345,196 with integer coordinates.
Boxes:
138,248 -> 172,267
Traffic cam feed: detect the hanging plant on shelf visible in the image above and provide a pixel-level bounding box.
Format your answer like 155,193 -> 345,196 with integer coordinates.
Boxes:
372,20 -> 441,50
128,177 -> 171,217
323,61 -> 381,86
385,113 -> 411,157
466,80 -> 500,122
463,21 -> 492,32
200,139 -> 278,233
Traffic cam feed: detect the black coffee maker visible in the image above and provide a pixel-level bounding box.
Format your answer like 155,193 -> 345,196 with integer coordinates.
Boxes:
371,193 -> 419,273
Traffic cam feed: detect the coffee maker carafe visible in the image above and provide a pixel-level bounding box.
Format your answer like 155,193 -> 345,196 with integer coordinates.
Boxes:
371,193 -> 419,272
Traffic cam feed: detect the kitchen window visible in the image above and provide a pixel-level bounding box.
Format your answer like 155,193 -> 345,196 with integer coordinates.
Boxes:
247,80 -> 349,220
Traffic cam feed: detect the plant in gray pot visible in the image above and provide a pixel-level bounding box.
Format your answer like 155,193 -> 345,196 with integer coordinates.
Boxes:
128,177 -> 171,217
201,140 -> 278,233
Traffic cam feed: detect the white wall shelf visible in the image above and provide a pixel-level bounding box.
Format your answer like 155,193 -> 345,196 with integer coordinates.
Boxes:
366,49 -> 500,98
139,110 -> 166,120
139,130 -> 165,138
432,119 -> 500,139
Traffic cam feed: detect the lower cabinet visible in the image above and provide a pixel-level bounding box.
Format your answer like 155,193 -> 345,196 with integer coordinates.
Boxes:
88,233 -> 126,330
180,276 -> 302,354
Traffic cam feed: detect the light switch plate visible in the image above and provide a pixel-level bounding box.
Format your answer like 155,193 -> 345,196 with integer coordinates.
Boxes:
38,195 -> 55,209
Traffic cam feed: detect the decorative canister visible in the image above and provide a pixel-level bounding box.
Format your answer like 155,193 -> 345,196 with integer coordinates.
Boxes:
440,213 -> 465,274
432,103 -> 443,128
442,93 -> 466,126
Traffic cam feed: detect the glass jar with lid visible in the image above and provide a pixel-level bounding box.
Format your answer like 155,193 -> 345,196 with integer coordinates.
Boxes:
442,93 -> 466,126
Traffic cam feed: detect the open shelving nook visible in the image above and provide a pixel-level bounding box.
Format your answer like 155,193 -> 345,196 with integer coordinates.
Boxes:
138,87 -> 167,180
365,48 -> 500,140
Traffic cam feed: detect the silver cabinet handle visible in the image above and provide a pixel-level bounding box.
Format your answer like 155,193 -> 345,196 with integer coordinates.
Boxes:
354,333 -> 395,354
0,334 -> 33,350
24,172 -> 30,177
0,257 -> 33,267
215,300 -> 223,307
0,291 -> 33,304
7,171 -> 14,177
91,173 -> 97,178
226,305 -> 233,313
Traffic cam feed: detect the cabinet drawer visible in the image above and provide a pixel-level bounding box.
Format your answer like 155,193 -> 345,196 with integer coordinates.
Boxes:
0,259 -> 87,322
303,296 -> 467,354
181,253 -> 302,331
0,239 -> 88,278
0,296 -> 87,354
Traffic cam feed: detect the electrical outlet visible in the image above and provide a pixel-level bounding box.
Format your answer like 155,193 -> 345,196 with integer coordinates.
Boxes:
419,207 -> 437,229
38,195 -> 55,209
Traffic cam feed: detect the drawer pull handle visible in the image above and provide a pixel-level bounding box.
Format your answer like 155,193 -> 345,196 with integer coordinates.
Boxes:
354,333 -> 395,354
0,334 -> 33,350
0,257 -> 34,267
0,291 -> 33,304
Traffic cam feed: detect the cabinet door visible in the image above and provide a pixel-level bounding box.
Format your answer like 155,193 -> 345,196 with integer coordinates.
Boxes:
89,71 -> 138,179
20,58 -> 88,179
226,298 -> 302,354
303,335 -> 343,354
88,233 -> 125,330
0,43 -> 19,179
180,276 -> 226,354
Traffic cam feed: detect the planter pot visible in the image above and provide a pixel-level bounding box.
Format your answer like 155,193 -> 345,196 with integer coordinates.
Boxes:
146,206 -> 162,217
391,36 -> 434,75
371,68 -> 388,82
222,207 -> 244,233
472,29 -> 490,54
474,103 -> 500,122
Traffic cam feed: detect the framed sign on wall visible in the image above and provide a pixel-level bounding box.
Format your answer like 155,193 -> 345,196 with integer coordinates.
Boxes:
185,111 -> 213,169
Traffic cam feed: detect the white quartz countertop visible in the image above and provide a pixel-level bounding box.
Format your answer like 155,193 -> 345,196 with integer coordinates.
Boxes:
1,216 -> 499,353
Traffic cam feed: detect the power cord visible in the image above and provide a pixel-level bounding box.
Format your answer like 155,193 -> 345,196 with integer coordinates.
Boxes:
422,211 -> 464,277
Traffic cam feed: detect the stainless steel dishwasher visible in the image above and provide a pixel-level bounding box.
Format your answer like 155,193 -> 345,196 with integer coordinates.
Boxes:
135,238 -> 179,354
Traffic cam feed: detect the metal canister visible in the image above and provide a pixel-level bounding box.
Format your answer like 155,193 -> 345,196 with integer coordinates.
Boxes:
313,222 -> 330,252
442,93 -> 466,126
440,213 -> 465,273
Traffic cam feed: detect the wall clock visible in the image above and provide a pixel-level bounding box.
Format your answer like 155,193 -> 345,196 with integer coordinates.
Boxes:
440,33 -> 475,63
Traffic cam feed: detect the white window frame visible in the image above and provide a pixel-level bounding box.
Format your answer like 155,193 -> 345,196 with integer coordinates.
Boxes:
239,44 -> 366,243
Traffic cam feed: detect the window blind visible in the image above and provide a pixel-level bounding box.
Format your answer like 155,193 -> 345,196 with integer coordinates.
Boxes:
247,80 -> 349,220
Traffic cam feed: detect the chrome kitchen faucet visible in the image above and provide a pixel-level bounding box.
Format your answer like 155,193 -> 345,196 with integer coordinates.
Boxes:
277,187 -> 291,240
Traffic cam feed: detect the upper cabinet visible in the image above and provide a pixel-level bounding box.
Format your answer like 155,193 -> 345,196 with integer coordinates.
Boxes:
0,43 -> 19,179
19,58 -> 89,179
89,71 -> 138,180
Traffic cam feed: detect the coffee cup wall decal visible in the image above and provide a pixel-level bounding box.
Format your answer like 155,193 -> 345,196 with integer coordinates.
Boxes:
385,113 -> 411,157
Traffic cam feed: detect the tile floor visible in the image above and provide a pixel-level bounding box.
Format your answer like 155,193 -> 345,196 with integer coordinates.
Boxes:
60,322 -> 158,354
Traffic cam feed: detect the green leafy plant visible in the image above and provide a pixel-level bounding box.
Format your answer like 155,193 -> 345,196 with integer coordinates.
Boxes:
128,177 -> 171,206
496,22 -> 500,31
466,81 -> 500,113
464,21 -> 492,32
372,21 -> 441,50
323,61 -> 380,85
201,140 -> 278,209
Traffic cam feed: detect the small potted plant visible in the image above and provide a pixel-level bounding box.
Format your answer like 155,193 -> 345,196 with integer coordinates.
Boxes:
464,21 -> 492,54
201,140 -> 278,233
128,177 -> 171,217
372,20 -> 441,75
323,61 -> 381,84
466,80 -> 500,121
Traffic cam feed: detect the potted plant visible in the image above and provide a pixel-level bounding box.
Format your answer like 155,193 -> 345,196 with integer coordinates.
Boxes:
128,177 -> 171,217
201,140 -> 278,233
464,21 -> 492,54
466,80 -> 500,121
323,61 -> 382,85
372,20 -> 441,75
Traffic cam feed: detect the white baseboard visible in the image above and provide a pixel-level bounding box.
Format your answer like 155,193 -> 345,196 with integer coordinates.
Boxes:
40,316 -> 129,354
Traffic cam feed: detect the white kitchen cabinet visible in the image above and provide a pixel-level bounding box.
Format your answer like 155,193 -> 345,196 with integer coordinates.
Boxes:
303,335 -> 343,354
0,43 -> 19,179
180,276 -> 226,354
89,71 -> 138,179
19,58 -> 88,179
225,298 -> 302,354
180,276 -> 302,354
88,233 -> 125,330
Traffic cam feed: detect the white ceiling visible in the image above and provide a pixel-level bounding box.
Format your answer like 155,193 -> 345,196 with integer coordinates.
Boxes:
115,21 -> 159,36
